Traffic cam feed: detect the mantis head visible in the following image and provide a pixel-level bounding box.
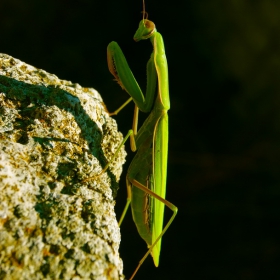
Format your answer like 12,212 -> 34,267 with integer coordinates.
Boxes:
134,19 -> 156,42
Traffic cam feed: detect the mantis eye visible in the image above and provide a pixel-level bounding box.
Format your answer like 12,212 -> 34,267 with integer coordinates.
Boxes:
134,19 -> 156,41
144,19 -> 153,28
143,19 -> 156,37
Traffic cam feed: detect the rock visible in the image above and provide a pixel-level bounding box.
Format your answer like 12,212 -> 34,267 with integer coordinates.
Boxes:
0,53 -> 125,280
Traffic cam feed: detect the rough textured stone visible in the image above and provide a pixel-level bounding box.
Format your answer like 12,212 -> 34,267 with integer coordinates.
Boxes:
0,53 -> 125,280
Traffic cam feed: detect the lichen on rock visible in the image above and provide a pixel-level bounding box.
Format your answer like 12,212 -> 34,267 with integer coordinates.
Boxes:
0,53 -> 125,280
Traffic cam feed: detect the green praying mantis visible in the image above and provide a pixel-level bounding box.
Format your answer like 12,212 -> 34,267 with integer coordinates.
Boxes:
93,1 -> 178,279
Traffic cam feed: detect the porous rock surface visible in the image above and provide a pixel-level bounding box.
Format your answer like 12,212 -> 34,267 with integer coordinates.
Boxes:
0,53 -> 125,280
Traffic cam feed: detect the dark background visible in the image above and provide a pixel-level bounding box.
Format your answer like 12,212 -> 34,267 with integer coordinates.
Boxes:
1,0 -> 280,279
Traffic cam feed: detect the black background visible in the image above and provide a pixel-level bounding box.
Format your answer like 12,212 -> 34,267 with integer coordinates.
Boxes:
1,0 -> 280,279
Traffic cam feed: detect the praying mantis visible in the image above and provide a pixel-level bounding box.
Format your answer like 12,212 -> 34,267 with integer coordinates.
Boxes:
101,1 -> 178,279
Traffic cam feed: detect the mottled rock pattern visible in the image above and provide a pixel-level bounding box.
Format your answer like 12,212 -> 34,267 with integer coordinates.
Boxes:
0,53 -> 125,280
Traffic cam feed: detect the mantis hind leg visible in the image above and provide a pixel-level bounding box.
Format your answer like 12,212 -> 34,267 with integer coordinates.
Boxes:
127,178 -> 178,280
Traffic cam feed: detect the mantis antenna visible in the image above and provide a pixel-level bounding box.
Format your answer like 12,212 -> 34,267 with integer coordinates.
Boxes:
142,0 -> 148,23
